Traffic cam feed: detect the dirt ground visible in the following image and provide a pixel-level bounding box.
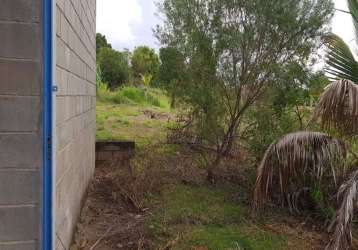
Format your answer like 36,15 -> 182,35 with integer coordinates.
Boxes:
70,164 -> 152,250
70,157 -> 344,250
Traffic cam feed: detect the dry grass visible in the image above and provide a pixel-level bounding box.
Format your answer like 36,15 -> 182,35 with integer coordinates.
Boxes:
253,131 -> 347,211
326,169 -> 358,250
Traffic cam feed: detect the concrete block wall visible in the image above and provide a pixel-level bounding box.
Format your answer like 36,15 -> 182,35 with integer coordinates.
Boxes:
55,0 -> 96,249
96,141 -> 135,169
0,1 -> 43,249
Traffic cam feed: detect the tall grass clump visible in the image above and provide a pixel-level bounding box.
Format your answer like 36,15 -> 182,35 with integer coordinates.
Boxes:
96,65 -> 112,102
107,86 -> 169,108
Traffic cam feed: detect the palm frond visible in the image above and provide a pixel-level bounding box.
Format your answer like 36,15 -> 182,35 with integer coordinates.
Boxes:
348,0 -> 358,44
253,131 -> 347,210
325,34 -> 358,83
326,169 -> 358,250
313,79 -> 358,135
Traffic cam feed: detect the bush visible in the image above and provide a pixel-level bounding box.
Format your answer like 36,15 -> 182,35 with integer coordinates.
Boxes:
244,105 -> 301,162
97,47 -> 131,89
120,87 -> 146,104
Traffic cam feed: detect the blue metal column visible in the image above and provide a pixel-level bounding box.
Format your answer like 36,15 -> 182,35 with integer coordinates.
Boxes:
43,0 -> 54,249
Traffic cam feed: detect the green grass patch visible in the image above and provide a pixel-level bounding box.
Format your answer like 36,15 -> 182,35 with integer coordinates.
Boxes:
157,184 -> 243,225
96,101 -> 172,147
178,225 -> 286,250
148,184 -> 287,250
97,85 -> 170,109
96,129 -> 113,141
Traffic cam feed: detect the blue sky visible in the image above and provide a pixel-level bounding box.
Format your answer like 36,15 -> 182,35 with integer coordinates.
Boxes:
97,0 -> 353,52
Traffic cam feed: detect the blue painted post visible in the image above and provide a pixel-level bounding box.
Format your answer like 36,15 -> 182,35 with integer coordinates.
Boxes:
43,0 -> 53,249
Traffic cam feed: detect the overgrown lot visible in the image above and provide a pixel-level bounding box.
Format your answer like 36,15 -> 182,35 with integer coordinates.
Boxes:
72,87 -> 336,250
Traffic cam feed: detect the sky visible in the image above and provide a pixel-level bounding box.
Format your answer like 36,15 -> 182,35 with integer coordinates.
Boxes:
97,0 -> 354,52
96,0 -> 161,51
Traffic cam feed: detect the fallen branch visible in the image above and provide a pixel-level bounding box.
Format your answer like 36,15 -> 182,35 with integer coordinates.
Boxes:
89,226 -> 114,250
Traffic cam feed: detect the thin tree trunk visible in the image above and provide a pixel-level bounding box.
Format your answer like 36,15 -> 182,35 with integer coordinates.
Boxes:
171,93 -> 176,109
206,119 -> 240,183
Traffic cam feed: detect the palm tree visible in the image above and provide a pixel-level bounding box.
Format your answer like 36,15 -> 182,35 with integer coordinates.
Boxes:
253,131 -> 347,212
254,2 -> 358,249
326,0 -> 358,83
298,2 -> 358,248
317,0 -> 358,136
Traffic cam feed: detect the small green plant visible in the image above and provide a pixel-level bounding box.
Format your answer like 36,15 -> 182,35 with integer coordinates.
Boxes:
96,65 -> 112,102
141,73 -> 153,87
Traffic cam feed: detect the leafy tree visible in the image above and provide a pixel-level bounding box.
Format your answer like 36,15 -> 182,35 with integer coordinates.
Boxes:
96,33 -> 112,55
158,47 -> 186,107
131,46 -> 160,82
244,62 -> 330,161
97,47 -> 131,89
156,0 -> 334,181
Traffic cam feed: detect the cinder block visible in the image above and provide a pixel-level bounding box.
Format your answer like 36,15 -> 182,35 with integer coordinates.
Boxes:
0,0 -> 40,22
56,121 -> 74,150
56,67 -> 68,96
55,166 -> 82,249
96,151 -> 112,161
56,234 -> 65,250
0,205 -> 39,241
65,96 -> 74,121
0,96 -> 41,132
0,241 -> 37,250
56,38 -> 70,69
56,7 -> 61,37
0,170 -> 39,205
0,134 -> 42,168
0,59 -> 41,96
0,22 -> 40,59
54,0 -> 97,249
56,96 -> 67,125
57,0 -> 65,12
56,142 -> 73,185
60,12 -> 69,44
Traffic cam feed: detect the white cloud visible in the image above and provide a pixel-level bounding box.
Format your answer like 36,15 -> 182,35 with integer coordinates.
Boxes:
96,0 -> 143,50
332,0 -> 355,46
97,0 -> 355,52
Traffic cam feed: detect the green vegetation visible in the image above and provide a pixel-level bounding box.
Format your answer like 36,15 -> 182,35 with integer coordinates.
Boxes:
155,0 -> 334,182
95,84 -> 331,249
158,47 -> 186,108
96,34 -> 162,89
96,101 -> 170,147
96,33 -> 111,54
180,225 -> 284,250
97,48 -> 131,89
93,1 -> 358,249
149,184 -> 288,250
131,46 -> 160,83
95,81 -> 301,249
98,86 -> 169,108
